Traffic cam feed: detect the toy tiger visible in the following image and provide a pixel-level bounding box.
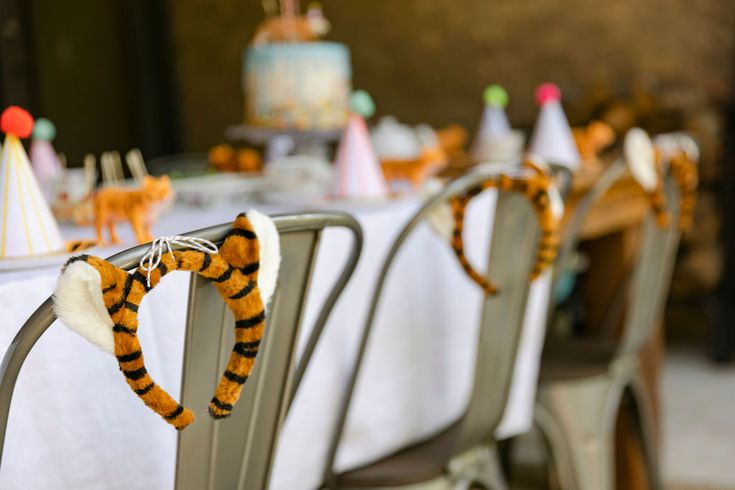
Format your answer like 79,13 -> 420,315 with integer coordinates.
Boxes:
94,174 -> 173,245
53,211 -> 280,430
449,160 -> 563,295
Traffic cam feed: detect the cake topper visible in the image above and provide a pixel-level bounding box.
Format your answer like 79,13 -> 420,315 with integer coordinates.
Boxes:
252,0 -> 330,45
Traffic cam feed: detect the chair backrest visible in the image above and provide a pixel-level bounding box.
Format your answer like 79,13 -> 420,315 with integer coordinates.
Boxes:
618,174 -> 681,359
551,159 -> 628,297
321,167 -> 548,485
456,189 -> 543,454
0,212 -> 362,490
548,158 -> 683,360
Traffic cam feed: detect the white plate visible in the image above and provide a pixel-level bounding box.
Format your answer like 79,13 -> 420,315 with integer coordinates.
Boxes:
171,173 -> 269,207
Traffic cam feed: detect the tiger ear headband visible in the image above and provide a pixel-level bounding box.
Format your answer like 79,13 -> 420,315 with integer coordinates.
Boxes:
652,132 -> 699,231
625,127 -> 700,231
53,210 -> 280,430
449,160 -> 564,295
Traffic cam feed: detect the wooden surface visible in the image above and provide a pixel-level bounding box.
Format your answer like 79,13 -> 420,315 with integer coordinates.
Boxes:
563,164 -> 651,241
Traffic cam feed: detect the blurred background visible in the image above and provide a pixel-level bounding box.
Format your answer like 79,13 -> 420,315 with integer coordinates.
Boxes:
2,0 -> 732,357
1,1 -> 733,487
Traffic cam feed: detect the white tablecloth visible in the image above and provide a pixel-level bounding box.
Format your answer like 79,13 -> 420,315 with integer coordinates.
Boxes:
0,194 -> 550,490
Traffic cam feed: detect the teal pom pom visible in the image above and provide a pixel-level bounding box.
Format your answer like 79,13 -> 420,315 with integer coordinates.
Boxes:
483,85 -> 508,108
33,118 -> 56,141
350,90 -> 375,118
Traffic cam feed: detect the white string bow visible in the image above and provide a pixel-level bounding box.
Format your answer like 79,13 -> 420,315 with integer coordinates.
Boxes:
139,236 -> 219,287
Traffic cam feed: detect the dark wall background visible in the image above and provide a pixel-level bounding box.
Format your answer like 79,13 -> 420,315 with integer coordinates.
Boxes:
168,0 -> 735,151
168,0 -> 735,354
0,0 -> 179,163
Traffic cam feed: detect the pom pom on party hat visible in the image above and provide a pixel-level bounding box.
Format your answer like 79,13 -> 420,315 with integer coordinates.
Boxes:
332,91 -> 388,199
528,83 -> 580,171
472,84 -> 524,163
30,117 -> 64,199
0,106 -> 65,258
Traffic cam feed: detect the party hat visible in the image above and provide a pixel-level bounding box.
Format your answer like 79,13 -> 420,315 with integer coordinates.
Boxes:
0,107 -> 65,258
30,117 -> 63,201
528,83 -> 580,171
472,85 -> 524,163
332,90 -> 388,199
477,85 -> 511,137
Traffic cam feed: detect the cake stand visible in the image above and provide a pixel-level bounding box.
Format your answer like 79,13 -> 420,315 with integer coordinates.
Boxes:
225,124 -> 343,161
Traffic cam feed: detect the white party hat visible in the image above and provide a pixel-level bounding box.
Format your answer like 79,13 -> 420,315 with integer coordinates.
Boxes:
528,83 -> 580,171
476,85 -> 511,138
332,91 -> 388,199
0,107 -> 65,258
472,85 -> 524,163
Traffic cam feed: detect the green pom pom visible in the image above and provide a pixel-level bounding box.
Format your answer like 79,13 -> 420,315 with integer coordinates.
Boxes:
32,118 -> 56,141
483,84 -> 508,108
350,90 -> 375,118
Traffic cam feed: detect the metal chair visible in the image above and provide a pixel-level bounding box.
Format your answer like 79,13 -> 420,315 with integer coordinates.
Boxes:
535,172 -> 682,490
0,212 -> 363,490
321,167 -> 552,489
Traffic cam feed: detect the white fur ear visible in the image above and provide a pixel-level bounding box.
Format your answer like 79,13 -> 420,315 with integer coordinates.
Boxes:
247,209 -> 281,307
548,184 -> 565,219
422,178 -> 455,241
53,261 -> 115,355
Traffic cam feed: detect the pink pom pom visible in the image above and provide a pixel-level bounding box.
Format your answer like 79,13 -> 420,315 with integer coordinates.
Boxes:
1,106 -> 34,138
535,83 -> 561,105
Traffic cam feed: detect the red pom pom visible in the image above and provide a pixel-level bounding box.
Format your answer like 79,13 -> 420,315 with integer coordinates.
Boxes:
535,83 -> 561,105
1,106 -> 35,138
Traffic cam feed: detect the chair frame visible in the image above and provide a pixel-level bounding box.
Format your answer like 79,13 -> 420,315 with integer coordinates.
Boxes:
321,167 -> 547,489
536,173 -> 682,490
0,212 -> 363,490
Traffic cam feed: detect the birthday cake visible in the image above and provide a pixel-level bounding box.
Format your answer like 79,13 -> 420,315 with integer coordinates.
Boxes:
243,42 -> 352,130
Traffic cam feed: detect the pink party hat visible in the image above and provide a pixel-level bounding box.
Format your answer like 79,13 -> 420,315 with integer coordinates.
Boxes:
528,83 -> 580,171
332,91 -> 388,199
0,107 -> 65,258
30,117 -> 63,201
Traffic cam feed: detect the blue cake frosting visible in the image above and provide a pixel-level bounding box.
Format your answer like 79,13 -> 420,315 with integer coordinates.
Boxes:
243,42 -> 352,129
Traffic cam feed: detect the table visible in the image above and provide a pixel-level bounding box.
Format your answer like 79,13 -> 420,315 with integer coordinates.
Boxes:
0,193 -> 551,489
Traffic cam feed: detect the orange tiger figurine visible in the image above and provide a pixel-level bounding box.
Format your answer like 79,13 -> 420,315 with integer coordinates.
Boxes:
53,211 -> 281,430
449,161 -> 562,295
93,175 -> 173,245
572,120 -> 616,163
